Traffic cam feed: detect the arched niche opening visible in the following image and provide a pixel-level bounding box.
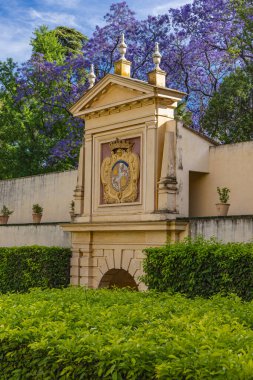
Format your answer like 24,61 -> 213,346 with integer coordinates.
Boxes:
99,269 -> 138,290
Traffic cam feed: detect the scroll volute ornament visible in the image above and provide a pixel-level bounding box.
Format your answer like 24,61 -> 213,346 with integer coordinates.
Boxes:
101,138 -> 140,204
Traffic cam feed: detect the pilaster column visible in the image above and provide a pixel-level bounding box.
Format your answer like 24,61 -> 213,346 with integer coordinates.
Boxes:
74,144 -> 85,215
83,133 -> 93,220
158,121 -> 178,213
145,119 -> 157,213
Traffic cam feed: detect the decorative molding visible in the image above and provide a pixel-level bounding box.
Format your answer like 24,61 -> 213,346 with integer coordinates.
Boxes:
145,119 -> 157,129
158,98 -> 175,107
85,98 -> 155,120
85,135 -> 92,143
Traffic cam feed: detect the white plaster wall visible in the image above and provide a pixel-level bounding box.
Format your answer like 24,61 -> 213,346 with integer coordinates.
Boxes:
0,224 -> 71,247
190,217 -> 253,243
176,123 -> 214,217
0,170 -> 77,223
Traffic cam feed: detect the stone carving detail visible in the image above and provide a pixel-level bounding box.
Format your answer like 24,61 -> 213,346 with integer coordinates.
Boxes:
101,138 -> 140,203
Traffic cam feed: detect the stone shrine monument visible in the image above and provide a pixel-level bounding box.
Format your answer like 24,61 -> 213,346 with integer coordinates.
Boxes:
62,35 -> 216,289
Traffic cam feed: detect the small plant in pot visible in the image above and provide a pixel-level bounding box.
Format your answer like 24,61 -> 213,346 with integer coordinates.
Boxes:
216,187 -> 230,216
70,200 -> 75,221
0,205 -> 13,224
32,204 -> 43,223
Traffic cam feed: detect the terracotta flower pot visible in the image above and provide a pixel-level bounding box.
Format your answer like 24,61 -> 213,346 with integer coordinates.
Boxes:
0,215 -> 9,224
32,213 -> 42,223
216,203 -> 230,216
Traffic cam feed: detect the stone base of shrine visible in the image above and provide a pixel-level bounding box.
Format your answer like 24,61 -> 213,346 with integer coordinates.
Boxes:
61,220 -> 188,290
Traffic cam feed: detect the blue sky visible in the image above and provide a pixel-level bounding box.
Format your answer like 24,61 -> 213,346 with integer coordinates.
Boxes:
0,0 -> 191,63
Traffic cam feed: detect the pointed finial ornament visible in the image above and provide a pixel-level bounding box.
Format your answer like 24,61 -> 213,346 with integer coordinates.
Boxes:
88,64 -> 96,89
153,42 -> 162,70
148,42 -> 166,86
114,34 -> 131,77
118,33 -> 127,60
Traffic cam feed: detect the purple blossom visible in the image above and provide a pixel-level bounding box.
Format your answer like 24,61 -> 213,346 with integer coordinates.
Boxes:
8,0 -> 249,166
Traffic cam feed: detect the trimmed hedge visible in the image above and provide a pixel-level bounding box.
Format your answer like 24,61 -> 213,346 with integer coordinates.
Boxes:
1,288 -> 253,379
0,246 -> 71,293
142,238 -> 253,300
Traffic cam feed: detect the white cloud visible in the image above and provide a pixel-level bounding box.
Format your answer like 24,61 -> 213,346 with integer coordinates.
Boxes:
41,0 -> 81,9
0,0 -> 193,63
0,23 -> 32,62
28,8 -> 79,27
132,0 -> 192,17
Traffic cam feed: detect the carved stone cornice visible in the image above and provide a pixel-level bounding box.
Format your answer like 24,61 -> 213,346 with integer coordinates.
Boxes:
85,98 -> 154,120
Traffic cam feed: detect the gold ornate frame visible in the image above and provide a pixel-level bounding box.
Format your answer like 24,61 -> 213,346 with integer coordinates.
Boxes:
101,138 -> 140,204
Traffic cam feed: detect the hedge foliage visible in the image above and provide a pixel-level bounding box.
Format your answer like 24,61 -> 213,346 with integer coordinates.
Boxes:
142,238 -> 253,300
0,246 -> 71,293
1,288 -> 253,379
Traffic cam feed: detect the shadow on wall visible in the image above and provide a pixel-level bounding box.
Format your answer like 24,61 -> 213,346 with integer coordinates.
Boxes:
99,269 -> 138,290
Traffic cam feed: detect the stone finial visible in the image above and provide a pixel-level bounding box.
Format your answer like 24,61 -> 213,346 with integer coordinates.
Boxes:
88,64 -> 96,89
153,42 -> 162,70
148,42 -> 166,87
118,33 -> 127,60
114,34 -> 131,77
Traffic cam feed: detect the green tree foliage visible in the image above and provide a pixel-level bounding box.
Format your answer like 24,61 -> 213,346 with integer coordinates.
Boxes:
1,288 -> 253,378
54,26 -> 88,56
30,25 -> 87,63
202,65 -> 253,143
0,59 -> 51,178
0,59 -> 18,178
0,49 -> 86,179
30,25 -> 66,63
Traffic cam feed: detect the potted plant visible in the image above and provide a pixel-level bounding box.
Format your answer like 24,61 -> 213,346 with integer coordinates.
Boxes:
32,203 -> 43,223
0,205 -> 13,224
70,200 -> 75,221
216,187 -> 230,216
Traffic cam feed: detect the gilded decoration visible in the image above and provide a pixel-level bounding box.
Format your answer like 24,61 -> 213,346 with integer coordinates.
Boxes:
101,138 -> 140,203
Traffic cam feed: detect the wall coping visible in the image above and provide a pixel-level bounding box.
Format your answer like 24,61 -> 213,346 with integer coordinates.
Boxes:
3,216 -> 253,226
178,215 -> 253,221
0,169 -> 77,183
0,222 -> 69,227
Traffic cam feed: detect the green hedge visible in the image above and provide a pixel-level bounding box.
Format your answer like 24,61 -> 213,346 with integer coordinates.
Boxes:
1,288 -> 253,379
0,246 -> 71,293
142,238 -> 253,300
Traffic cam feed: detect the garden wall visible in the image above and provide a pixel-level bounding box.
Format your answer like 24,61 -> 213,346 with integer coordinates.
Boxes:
0,170 -> 77,224
0,224 -> 71,247
189,216 -> 253,242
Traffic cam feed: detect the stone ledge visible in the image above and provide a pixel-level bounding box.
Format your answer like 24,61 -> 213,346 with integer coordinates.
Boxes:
177,215 -> 253,221
61,220 -> 188,232
0,222 -> 69,227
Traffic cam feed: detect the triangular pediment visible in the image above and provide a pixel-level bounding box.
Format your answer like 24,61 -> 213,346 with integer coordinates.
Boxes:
70,74 -> 154,116
89,84 -> 147,109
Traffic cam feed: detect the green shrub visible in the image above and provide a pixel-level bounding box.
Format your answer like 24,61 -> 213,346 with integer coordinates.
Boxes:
0,288 -> 253,379
0,246 -> 71,293
142,238 -> 253,300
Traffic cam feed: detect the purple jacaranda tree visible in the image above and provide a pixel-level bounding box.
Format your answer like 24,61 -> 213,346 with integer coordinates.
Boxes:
0,0 -> 249,178
86,0 -> 246,129
13,53 -> 87,171
85,3 -> 171,80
